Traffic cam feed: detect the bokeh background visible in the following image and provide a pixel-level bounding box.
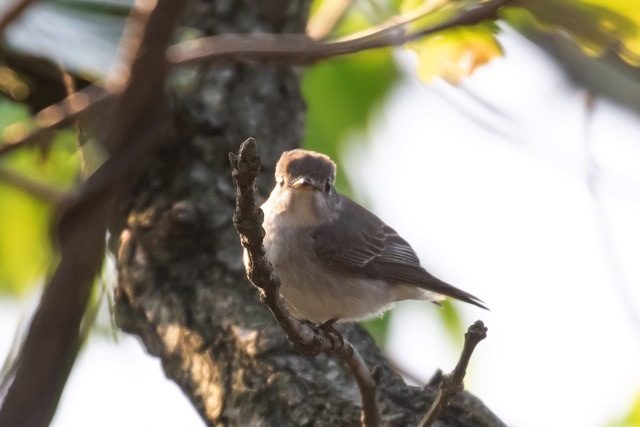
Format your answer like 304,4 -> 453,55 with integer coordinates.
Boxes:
1,1 -> 639,426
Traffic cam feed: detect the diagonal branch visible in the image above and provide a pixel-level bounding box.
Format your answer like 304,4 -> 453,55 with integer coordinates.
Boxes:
0,0 -> 39,35
167,0 -> 510,66
418,320 -> 488,427
0,166 -> 67,202
230,138 -> 380,427
0,85 -> 112,157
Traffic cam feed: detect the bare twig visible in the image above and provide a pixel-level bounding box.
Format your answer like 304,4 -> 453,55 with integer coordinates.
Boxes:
167,0 -> 509,66
418,320 -> 488,427
0,1 -> 186,426
230,138 -> 380,427
306,0 -> 352,40
0,85 -> 112,157
0,0 -> 39,35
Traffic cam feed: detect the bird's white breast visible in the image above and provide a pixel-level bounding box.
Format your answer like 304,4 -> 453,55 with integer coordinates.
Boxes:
262,208 -> 396,324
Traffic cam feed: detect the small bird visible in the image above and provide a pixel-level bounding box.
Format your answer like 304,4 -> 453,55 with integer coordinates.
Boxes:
260,149 -> 486,324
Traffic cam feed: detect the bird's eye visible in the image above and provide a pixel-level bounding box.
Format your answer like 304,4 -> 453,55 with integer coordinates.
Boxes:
324,178 -> 331,194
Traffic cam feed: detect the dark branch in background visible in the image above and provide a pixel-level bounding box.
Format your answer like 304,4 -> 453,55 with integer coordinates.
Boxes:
0,0 -> 508,159
230,138 -> 380,427
0,0 -> 186,426
418,321 -> 488,427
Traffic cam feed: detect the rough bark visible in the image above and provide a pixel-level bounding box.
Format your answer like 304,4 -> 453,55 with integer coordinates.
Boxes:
113,1 -> 504,425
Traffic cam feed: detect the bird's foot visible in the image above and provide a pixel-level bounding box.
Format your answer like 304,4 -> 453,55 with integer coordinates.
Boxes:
318,318 -> 344,353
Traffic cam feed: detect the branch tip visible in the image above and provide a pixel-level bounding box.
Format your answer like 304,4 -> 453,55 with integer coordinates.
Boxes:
418,320 -> 488,427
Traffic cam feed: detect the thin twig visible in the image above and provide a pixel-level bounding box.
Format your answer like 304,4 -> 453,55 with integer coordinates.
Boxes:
306,0 -> 352,40
0,0 -> 39,35
0,166 -> 67,203
230,138 -> 380,427
0,85 -> 112,157
167,0 -> 510,66
418,320 -> 488,427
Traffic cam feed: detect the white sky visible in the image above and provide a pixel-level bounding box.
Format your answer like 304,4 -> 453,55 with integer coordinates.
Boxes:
2,27 -> 640,427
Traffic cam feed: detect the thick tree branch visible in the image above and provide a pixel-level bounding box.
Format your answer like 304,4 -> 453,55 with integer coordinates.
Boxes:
419,320 -> 488,427
230,138 -> 380,427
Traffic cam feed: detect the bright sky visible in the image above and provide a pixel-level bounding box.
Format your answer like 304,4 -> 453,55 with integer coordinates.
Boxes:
347,27 -> 640,427
2,26 -> 640,427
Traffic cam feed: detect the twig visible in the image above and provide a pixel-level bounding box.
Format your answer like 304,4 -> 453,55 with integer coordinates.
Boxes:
230,138 -> 380,427
167,0 -> 510,66
0,166 -> 67,203
0,0 -> 39,35
0,85 -> 112,157
306,0 -> 352,40
418,320 -> 488,427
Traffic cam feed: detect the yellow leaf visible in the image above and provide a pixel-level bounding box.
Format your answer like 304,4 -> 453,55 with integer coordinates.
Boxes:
407,26 -> 503,84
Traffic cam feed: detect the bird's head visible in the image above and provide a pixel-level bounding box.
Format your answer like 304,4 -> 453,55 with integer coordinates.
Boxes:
266,149 -> 340,226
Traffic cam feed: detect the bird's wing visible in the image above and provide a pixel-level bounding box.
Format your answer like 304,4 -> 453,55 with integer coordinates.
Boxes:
312,196 -> 486,309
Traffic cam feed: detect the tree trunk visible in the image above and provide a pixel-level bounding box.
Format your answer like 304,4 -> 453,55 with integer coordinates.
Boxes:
113,1 -> 504,425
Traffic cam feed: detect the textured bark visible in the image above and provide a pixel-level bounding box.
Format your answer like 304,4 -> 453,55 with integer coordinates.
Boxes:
113,1 -> 504,425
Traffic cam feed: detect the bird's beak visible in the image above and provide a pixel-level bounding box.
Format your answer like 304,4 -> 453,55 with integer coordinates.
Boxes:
291,177 -> 316,191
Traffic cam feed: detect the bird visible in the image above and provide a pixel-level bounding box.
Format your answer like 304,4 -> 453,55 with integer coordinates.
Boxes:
259,148 -> 486,324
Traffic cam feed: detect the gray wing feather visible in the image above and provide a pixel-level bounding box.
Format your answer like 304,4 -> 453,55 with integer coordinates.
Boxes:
312,196 -> 486,309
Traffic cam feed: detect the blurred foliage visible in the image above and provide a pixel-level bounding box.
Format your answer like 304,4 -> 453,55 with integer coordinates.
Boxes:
438,300 -> 465,339
362,312 -> 392,347
0,100 -> 80,295
608,391 -> 640,427
303,5 -> 399,193
401,0 -> 503,83
503,1 -> 640,66
302,49 -> 397,193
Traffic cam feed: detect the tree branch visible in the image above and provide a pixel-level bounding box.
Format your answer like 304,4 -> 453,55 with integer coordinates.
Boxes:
167,0 -> 510,66
230,137 -> 380,427
0,0 -> 508,159
419,320 -> 488,427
